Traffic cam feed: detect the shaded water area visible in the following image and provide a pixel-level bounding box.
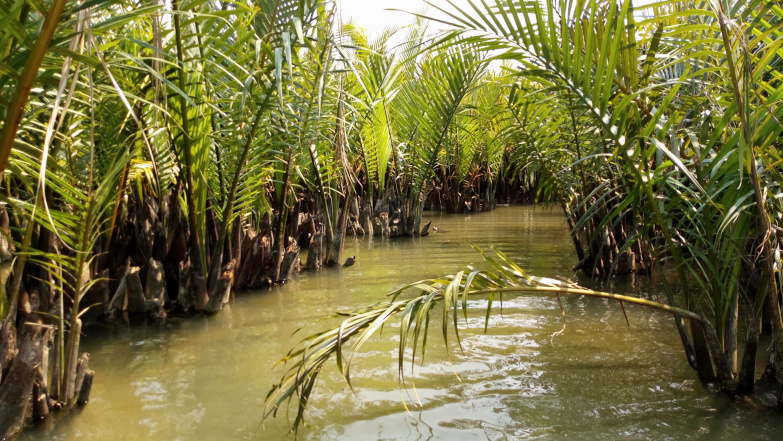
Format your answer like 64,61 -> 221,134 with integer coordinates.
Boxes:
19,206 -> 783,440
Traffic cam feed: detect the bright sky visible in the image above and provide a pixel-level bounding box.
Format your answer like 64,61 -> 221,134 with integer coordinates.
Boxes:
337,0 -> 428,29
337,0 -> 459,38
337,0 -> 658,40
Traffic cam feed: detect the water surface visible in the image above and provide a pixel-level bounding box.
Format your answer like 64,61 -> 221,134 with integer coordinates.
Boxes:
20,206 -> 783,440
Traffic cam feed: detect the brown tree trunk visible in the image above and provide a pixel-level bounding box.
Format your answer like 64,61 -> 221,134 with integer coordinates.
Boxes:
235,236 -> 266,289
207,260 -> 236,313
107,273 -> 129,316
145,258 -> 166,304
177,259 -> 193,310
380,212 -> 390,238
124,268 -> 146,313
698,311 -> 736,390
724,291 -> 739,377
690,320 -> 715,381
77,370 -> 94,405
0,319 -> 17,382
278,242 -> 300,282
72,352 -> 90,406
0,205 -> 13,261
63,318 -> 82,405
738,297 -> 763,393
0,326 -> 45,438
330,191 -> 353,266
305,220 -> 323,270
32,328 -> 53,420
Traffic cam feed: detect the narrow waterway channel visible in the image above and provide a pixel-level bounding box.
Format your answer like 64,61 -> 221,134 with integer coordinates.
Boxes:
19,206 -> 783,440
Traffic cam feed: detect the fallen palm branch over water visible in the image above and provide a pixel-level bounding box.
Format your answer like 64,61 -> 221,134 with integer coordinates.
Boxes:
264,245 -> 713,433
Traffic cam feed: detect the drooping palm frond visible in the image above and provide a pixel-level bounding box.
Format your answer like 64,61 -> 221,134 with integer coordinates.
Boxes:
264,245 -> 705,433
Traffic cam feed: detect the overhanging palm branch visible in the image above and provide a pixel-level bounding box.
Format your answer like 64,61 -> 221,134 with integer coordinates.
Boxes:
264,245 -> 707,433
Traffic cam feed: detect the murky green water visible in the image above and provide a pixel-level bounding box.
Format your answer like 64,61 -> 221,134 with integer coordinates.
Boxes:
20,206 -> 783,440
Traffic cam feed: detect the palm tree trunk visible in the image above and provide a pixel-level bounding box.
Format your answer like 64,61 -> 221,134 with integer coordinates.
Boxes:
690,319 -> 715,381
718,9 -> 783,404
738,292 -> 765,393
330,189 -> 352,266
172,0 -> 209,309
206,108 -> 265,295
272,145 -> 294,281
724,291 -> 739,377
0,326 -> 45,439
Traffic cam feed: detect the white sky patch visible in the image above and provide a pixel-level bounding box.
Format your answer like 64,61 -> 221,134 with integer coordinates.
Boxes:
337,0 -> 433,34
337,0 -> 661,41
336,0 -> 469,41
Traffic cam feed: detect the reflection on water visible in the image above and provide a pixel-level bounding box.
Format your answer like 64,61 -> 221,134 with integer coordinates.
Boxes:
19,206 -> 783,440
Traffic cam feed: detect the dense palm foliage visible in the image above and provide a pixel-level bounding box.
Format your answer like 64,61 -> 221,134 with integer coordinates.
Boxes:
264,0 -> 783,432
0,0 -> 520,436
2,0 -> 783,437
447,0 -> 783,397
